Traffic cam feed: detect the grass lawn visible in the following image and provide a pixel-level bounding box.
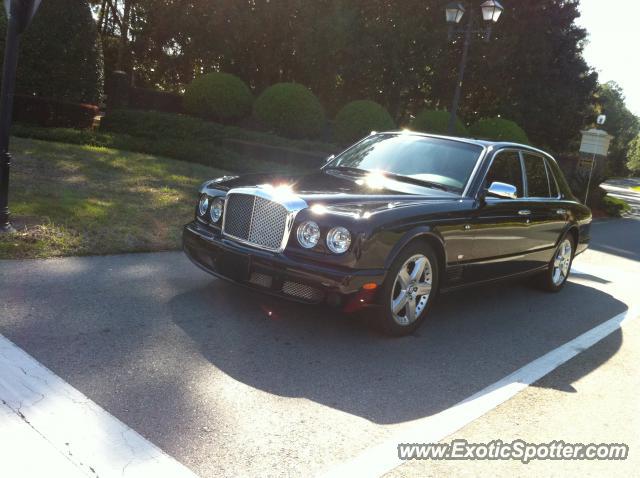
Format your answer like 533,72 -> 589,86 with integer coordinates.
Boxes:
0,137 -> 228,259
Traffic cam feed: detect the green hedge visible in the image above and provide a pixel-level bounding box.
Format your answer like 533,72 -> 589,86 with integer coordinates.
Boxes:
469,117 -> 529,144
183,72 -> 253,122
100,109 -> 224,142
100,109 -> 336,152
11,123 -> 308,174
334,100 -> 395,145
410,110 -> 467,137
602,195 -> 630,217
253,83 -> 325,139
0,0 -> 103,104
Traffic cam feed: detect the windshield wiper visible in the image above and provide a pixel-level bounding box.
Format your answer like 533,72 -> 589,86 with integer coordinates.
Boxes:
323,166 -> 368,174
380,171 -> 453,192
324,166 -> 453,192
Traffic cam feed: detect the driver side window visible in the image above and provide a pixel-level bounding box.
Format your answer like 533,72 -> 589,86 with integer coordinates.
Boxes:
485,151 -> 524,198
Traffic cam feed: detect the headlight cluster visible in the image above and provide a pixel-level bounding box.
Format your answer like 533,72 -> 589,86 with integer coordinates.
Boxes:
197,194 -> 224,224
296,221 -> 351,254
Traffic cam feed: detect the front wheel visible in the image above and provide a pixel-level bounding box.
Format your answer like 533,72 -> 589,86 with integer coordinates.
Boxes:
372,242 -> 439,336
537,234 -> 575,292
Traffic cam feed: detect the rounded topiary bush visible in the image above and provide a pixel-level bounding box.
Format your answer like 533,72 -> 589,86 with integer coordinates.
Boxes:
334,100 -> 395,145
253,83 -> 325,138
411,109 -> 467,136
184,72 -> 253,122
469,117 -> 529,144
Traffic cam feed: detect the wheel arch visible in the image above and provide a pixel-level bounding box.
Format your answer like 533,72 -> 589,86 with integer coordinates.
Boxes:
384,227 -> 447,275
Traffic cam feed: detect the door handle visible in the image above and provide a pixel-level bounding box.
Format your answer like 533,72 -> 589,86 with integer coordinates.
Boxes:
556,208 -> 567,215
518,210 -> 531,216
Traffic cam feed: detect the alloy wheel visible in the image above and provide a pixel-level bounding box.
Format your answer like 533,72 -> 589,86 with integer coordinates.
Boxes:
552,238 -> 573,286
390,254 -> 433,326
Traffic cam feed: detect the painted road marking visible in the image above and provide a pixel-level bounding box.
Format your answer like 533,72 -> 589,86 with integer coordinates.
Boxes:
320,262 -> 638,478
0,335 -> 198,478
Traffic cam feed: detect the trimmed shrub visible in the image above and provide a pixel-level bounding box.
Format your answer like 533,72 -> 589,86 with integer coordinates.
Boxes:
469,117 -> 529,144
13,95 -> 98,128
410,110 -> 467,136
183,72 -> 252,122
334,100 -> 395,145
253,83 -> 325,139
100,110 -> 224,142
0,0 -> 103,104
602,195 -> 630,217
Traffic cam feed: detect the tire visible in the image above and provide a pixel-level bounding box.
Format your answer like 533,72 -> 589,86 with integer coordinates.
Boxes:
372,241 -> 440,336
537,233 -> 575,292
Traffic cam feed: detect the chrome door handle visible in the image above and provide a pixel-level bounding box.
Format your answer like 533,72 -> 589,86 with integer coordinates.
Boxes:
518,210 -> 531,216
556,208 -> 567,215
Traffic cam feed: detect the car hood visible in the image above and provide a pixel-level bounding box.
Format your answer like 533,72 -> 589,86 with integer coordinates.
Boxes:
202,170 -> 461,209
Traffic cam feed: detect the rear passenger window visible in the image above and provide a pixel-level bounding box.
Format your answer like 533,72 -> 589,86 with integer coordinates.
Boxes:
545,159 -> 559,197
523,154 -> 551,197
485,151 -> 524,198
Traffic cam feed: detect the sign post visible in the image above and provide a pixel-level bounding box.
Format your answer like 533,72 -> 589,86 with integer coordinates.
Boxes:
579,128 -> 613,205
0,0 -> 42,233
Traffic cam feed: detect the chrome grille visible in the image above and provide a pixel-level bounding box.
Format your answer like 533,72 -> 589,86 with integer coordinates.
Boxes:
223,193 -> 289,251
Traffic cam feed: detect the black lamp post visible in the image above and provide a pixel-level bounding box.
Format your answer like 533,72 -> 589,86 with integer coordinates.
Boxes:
0,0 -> 41,233
445,0 -> 504,136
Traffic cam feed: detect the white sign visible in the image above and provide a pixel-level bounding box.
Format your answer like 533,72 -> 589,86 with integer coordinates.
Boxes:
579,128 -> 612,156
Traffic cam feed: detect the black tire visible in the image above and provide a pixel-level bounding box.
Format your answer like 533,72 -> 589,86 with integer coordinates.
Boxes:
537,233 -> 575,292
371,241 -> 440,336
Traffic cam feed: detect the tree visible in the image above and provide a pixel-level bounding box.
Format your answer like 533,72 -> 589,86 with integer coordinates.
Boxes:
627,134 -> 640,174
595,82 -> 640,175
1,0 -> 104,104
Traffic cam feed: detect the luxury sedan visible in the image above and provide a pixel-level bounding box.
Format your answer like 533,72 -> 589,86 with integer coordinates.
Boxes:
183,132 -> 591,336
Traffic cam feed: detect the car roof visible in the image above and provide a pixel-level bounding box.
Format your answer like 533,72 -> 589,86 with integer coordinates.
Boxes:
376,131 -> 554,159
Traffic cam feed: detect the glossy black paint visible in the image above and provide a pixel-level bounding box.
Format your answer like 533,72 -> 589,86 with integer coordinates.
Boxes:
183,133 -> 591,305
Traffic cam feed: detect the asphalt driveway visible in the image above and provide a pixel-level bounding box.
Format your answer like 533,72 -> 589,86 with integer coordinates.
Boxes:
1,189 -> 639,477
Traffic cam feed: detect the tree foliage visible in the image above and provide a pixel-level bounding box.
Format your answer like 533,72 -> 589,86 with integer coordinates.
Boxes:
92,1 -> 602,152
595,82 -> 640,175
627,134 -> 640,174
1,0 -> 103,104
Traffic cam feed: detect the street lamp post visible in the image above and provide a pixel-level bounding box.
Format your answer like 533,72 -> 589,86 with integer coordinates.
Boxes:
445,0 -> 504,136
0,0 -> 41,233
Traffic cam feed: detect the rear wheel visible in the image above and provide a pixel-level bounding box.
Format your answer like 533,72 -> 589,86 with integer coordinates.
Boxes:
538,234 -> 575,292
372,242 -> 439,336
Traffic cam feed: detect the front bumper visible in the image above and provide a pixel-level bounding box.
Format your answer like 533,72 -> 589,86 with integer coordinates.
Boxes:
182,221 -> 386,304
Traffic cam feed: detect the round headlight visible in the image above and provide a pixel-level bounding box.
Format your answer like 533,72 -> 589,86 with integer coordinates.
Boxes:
198,194 -> 209,216
210,197 -> 224,223
326,227 -> 351,254
297,221 -> 320,249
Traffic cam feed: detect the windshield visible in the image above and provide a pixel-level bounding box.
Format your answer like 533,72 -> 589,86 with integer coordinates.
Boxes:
325,134 -> 484,192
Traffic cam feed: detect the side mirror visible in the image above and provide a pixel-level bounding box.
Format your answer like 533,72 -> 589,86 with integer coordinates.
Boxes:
486,181 -> 517,199
325,154 -> 335,164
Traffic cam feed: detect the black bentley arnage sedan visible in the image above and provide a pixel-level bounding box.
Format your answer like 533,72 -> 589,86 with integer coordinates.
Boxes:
183,132 -> 591,336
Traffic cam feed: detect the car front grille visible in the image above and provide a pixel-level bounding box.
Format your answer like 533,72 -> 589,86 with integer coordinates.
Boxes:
223,193 -> 289,251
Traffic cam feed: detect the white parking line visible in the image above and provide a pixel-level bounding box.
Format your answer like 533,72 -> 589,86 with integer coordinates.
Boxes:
0,335 -> 198,478
319,269 -> 638,477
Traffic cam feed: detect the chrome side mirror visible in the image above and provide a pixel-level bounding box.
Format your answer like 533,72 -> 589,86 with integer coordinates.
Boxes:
486,181 -> 517,199
325,154 -> 335,164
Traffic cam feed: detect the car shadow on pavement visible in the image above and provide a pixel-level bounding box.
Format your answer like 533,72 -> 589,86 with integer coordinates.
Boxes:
170,277 -> 626,425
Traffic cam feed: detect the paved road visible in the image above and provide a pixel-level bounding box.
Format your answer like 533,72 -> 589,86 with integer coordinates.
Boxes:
1,187 -> 639,477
